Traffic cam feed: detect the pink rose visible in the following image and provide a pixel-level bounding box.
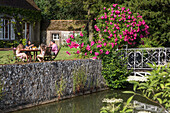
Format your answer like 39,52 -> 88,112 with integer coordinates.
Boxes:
80,32 -> 83,37
90,50 -> 92,54
111,43 -> 114,48
105,50 -> 109,55
98,40 -> 102,43
81,43 -> 84,48
99,49 -> 103,54
71,42 -> 79,48
97,44 -> 102,48
66,38 -> 71,43
95,52 -> 99,56
86,45 -> 91,51
70,35 -> 74,39
92,56 -> 97,59
114,38 -> 118,42
66,51 -> 71,55
91,41 -> 95,46
113,4 -> 118,7
76,50 -> 80,54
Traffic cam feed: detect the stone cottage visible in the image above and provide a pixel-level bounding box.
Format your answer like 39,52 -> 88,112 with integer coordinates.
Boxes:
41,20 -> 87,46
0,0 -> 41,46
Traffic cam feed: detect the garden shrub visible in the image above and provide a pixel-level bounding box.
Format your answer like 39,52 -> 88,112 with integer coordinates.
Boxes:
0,39 -> 26,48
123,0 -> 170,47
66,4 -> 149,88
102,50 -> 131,88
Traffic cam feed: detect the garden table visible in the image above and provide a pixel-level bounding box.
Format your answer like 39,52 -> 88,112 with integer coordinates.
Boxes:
20,49 -> 41,62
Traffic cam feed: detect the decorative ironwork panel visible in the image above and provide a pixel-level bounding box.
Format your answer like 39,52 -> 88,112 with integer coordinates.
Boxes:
120,48 -> 170,70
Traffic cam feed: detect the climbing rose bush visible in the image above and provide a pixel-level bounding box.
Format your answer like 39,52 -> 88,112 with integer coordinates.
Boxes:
66,4 -> 149,59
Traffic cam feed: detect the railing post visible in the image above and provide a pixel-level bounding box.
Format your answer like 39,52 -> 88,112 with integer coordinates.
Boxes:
165,48 -> 167,65
142,49 -> 143,68
134,50 -> 136,70
158,48 -> 160,65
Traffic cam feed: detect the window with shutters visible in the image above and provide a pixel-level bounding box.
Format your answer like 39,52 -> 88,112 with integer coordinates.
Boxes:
0,18 -> 15,40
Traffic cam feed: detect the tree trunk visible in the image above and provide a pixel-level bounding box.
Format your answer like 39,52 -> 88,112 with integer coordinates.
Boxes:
87,4 -> 93,42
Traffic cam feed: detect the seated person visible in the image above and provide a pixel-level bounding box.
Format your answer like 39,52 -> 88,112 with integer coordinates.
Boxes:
25,40 -> 34,49
16,42 -> 28,62
49,40 -> 58,55
25,41 -> 34,61
37,44 -> 46,62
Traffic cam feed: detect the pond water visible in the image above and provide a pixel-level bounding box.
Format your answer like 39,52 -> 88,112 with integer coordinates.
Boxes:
13,90 -> 162,113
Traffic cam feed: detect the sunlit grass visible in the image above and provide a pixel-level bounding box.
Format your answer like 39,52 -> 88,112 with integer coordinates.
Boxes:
0,47 -> 80,64
55,47 -> 80,60
0,51 -> 15,64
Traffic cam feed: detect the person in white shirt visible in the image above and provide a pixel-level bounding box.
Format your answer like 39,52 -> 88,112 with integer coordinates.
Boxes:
16,42 -> 28,62
37,44 -> 46,62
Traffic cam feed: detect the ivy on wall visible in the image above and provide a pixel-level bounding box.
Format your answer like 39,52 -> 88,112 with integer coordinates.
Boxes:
0,6 -> 42,41
0,6 -> 41,22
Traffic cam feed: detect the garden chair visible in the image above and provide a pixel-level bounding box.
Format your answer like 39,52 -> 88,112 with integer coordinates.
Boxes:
44,47 -> 52,61
51,47 -> 61,60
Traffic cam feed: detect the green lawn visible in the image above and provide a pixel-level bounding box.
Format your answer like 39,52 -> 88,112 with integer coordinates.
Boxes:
0,47 -> 79,64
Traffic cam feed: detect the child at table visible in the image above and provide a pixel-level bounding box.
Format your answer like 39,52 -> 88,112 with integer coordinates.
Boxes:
16,42 -> 28,62
25,41 -> 34,61
37,44 -> 46,62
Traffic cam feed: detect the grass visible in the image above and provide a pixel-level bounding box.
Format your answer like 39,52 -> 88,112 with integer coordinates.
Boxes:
0,47 -> 80,64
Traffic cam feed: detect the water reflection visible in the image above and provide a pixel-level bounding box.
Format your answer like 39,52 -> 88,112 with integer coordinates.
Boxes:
13,90 -> 160,113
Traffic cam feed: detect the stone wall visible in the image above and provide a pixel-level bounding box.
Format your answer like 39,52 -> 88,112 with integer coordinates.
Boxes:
0,59 -> 106,112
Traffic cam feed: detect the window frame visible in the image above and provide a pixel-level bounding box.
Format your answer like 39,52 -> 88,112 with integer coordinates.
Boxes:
52,33 -> 59,40
0,18 -> 16,40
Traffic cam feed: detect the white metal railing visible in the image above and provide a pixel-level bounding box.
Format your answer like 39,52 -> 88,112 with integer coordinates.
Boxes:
120,47 -> 170,70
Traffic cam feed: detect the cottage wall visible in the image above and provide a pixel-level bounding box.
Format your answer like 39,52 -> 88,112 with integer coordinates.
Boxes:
46,30 -> 81,46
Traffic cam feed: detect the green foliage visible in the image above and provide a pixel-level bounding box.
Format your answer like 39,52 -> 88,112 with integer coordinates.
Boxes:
0,39 -> 26,48
102,50 -> 131,89
34,0 -> 86,20
122,63 -> 170,113
0,5 -> 41,40
55,75 -> 66,99
20,39 -> 27,46
0,41 -> 13,48
34,0 -> 123,20
138,37 -> 162,48
123,0 -> 170,47
73,66 -> 87,93
0,6 -> 41,22
100,98 -> 123,113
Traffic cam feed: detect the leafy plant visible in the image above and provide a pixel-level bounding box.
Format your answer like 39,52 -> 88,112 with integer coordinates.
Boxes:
73,66 -> 87,93
102,50 -> 131,89
55,76 -> 66,99
0,39 -> 26,48
138,37 -> 163,48
0,81 -> 3,100
123,0 -> 170,47
122,63 -> 170,113
100,98 -> 123,113
0,6 -> 41,22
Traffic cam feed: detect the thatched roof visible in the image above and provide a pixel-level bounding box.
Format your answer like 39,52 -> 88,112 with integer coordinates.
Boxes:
46,20 -> 87,31
0,0 -> 40,11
